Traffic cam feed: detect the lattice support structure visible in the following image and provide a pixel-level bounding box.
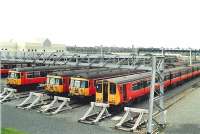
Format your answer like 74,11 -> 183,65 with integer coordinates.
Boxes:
147,55 -> 166,134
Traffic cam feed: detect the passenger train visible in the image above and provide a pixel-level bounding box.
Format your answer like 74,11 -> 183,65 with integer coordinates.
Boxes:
95,64 -> 200,106
45,68 -> 111,95
69,69 -> 146,97
6,65 -> 86,90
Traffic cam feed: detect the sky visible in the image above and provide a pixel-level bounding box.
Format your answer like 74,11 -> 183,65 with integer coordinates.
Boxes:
0,0 -> 200,48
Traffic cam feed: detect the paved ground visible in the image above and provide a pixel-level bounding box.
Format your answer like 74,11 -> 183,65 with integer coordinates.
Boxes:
1,78 -> 200,134
162,83 -> 200,134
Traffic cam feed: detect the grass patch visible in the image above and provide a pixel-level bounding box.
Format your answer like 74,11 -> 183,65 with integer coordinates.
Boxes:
1,128 -> 27,134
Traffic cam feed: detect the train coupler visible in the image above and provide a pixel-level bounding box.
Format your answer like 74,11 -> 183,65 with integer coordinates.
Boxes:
79,102 -> 111,124
16,92 -> 49,110
115,107 -> 148,132
38,96 -> 72,115
0,88 -> 17,103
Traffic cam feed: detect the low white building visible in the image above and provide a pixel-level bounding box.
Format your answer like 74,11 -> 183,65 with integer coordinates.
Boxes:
0,39 -> 18,52
0,38 -> 66,53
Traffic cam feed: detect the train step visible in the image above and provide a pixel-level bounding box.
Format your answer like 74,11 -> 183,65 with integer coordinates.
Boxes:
79,102 -> 111,124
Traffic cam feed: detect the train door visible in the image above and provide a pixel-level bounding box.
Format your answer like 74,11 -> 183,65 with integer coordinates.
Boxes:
63,77 -> 68,93
103,81 -> 108,103
121,84 -> 127,101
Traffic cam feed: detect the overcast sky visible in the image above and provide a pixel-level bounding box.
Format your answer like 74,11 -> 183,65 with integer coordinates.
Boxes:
0,0 -> 200,48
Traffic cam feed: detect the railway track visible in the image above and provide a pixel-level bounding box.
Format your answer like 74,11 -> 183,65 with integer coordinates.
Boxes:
159,77 -> 200,113
15,92 -> 91,115
37,99 -> 89,115
115,77 -> 200,133
0,87 -> 44,103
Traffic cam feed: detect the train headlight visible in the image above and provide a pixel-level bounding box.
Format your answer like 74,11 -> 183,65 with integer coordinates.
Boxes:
96,98 -> 102,103
75,88 -> 79,93
80,88 -> 84,95
47,85 -> 54,92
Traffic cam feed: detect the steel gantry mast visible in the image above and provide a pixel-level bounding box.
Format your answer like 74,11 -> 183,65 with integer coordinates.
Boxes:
147,55 -> 166,134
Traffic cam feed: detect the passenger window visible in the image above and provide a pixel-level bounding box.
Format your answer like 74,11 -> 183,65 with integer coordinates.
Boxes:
143,81 -> 148,88
27,72 -> 34,78
148,81 -> 151,87
40,72 -> 47,77
34,71 -> 40,77
155,78 -> 159,83
132,82 -> 141,90
181,71 -> 185,75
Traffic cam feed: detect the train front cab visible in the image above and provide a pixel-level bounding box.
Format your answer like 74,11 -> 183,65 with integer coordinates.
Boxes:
69,77 -> 95,97
45,75 -> 68,94
7,71 -> 22,86
96,80 -> 121,105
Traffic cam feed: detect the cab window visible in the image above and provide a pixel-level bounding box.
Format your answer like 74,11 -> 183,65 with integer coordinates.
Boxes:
96,82 -> 102,93
15,73 -> 20,79
55,78 -> 63,85
74,80 -> 80,88
70,79 -> 75,87
9,72 -> 20,79
48,77 -> 55,84
80,81 -> 88,88
110,83 -> 116,94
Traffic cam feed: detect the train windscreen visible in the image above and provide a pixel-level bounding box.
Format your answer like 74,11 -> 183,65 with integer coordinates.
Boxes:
110,83 -> 116,94
47,77 -> 63,85
80,81 -> 88,88
96,82 -> 102,93
70,79 -> 88,88
9,72 -> 20,79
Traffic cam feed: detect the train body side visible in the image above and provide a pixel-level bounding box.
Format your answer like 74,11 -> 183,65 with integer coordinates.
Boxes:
7,71 -> 48,89
116,66 -> 200,106
96,64 -> 200,106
